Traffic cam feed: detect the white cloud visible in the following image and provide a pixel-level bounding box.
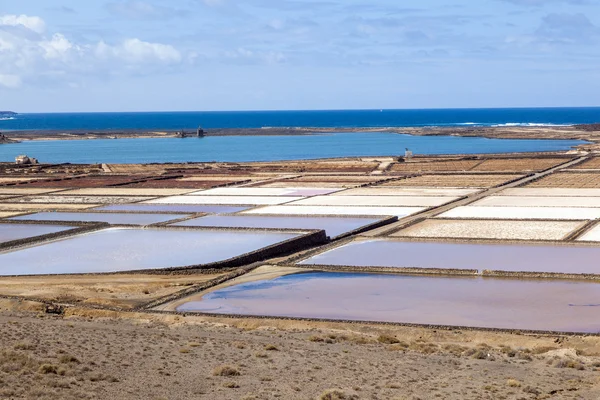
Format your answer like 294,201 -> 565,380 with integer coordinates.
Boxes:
39,33 -> 78,61
0,74 -> 21,88
95,39 -> 181,64
0,13 -> 183,88
0,14 -> 46,34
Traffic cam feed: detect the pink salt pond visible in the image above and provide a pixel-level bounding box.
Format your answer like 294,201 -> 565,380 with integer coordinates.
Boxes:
300,240 -> 600,275
176,272 -> 600,333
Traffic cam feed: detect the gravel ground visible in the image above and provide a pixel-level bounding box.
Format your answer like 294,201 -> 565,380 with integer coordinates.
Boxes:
1,305 -> 600,400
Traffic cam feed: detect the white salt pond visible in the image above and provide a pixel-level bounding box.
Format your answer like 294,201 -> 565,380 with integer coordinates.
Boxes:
439,206 -> 600,220
473,196 -> 600,208
93,204 -> 250,214
10,212 -> 186,225
576,224 -> 600,242
243,205 -> 425,218
499,188 -> 600,197
288,195 -> 456,207
337,187 -> 479,197
171,215 -> 386,238
145,195 -> 303,205
0,228 -> 302,276
394,219 -> 583,241
176,271 -> 600,333
0,223 -> 75,244
189,188 -> 339,197
300,239 -> 600,275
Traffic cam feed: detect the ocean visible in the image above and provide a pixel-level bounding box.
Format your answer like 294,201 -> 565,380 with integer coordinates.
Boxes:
0,107 -> 599,131
0,108 -> 594,163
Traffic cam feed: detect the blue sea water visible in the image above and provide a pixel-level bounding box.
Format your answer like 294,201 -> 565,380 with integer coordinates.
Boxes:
0,108 -> 593,163
0,133 -> 585,164
0,107 -> 598,130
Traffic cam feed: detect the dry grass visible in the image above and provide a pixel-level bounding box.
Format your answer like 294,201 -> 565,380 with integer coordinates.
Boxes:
212,365 -> 241,376
507,379 -> 522,387
377,334 -> 400,344
319,389 -> 358,400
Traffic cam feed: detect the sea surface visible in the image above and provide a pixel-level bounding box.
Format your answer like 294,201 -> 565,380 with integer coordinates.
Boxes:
0,133 -> 586,164
0,107 -> 599,130
0,108 -> 594,163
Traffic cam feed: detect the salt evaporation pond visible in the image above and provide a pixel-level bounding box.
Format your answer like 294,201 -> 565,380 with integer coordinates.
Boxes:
176,271 -> 600,333
172,215 -> 385,238
0,228 -> 301,275
0,223 -> 75,244
10,212 -> 186,225
94,204 -> 250,214
300,240 -> 600,275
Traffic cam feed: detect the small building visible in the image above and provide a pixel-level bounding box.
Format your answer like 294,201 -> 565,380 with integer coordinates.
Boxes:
15,155 -> 38,165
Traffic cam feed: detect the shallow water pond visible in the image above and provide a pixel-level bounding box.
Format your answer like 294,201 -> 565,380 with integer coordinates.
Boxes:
300,240 -> 600,275
172,215 -> 384,238
177,271 -> 600,333
0,223 -> 75,244
0,228 -> 301,275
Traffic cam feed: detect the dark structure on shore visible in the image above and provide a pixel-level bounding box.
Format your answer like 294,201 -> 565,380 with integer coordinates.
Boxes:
176,126 -> 205,138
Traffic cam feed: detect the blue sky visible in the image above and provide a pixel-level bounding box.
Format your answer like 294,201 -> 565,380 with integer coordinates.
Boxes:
0,0 -> 599,112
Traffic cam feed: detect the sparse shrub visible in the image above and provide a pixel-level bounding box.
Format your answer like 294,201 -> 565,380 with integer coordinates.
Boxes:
507,379 -> 521,387
59,355 -> 80,364
309,335 -> 324,342
552,359 -> 585,370
517,352 -> 533,361
212,365 -> 241,377
264,344 -> 279,351
254,352 -> 268,358
409,342 -> 439,354
319,389 -> 358,400
377,334 -> 400,345
464,349 -> 487,360
179,348 -> 190,354
38,364 -> 58,374
531,346 -> 558,355
522,386 -> 541,395
443,344 -> 468,356
13,342 -> 36,351
223,381 -> 240,388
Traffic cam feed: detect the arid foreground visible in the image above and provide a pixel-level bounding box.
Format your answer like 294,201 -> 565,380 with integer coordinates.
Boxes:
2,300 -> 600,400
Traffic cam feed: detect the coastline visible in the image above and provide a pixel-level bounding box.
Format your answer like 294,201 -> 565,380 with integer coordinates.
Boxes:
3,124 -> 599,143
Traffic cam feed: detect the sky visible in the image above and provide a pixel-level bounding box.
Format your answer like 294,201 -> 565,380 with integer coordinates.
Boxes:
0,0 -> 599,112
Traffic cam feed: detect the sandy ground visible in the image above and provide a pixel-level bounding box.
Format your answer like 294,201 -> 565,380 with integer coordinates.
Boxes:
1,301 -> 600,400
0,273 -> 229,309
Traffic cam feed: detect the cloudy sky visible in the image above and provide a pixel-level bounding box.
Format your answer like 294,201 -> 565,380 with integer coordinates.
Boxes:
0,0 -> 599,112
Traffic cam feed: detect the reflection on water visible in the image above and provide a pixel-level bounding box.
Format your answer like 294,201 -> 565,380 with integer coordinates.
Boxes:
0,223 -> 74,243
11,212 -> 185,225
300,240 -> 600,275
0,228 -> 300,275
172,215 -> 383,238
177,271 -> 600,333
